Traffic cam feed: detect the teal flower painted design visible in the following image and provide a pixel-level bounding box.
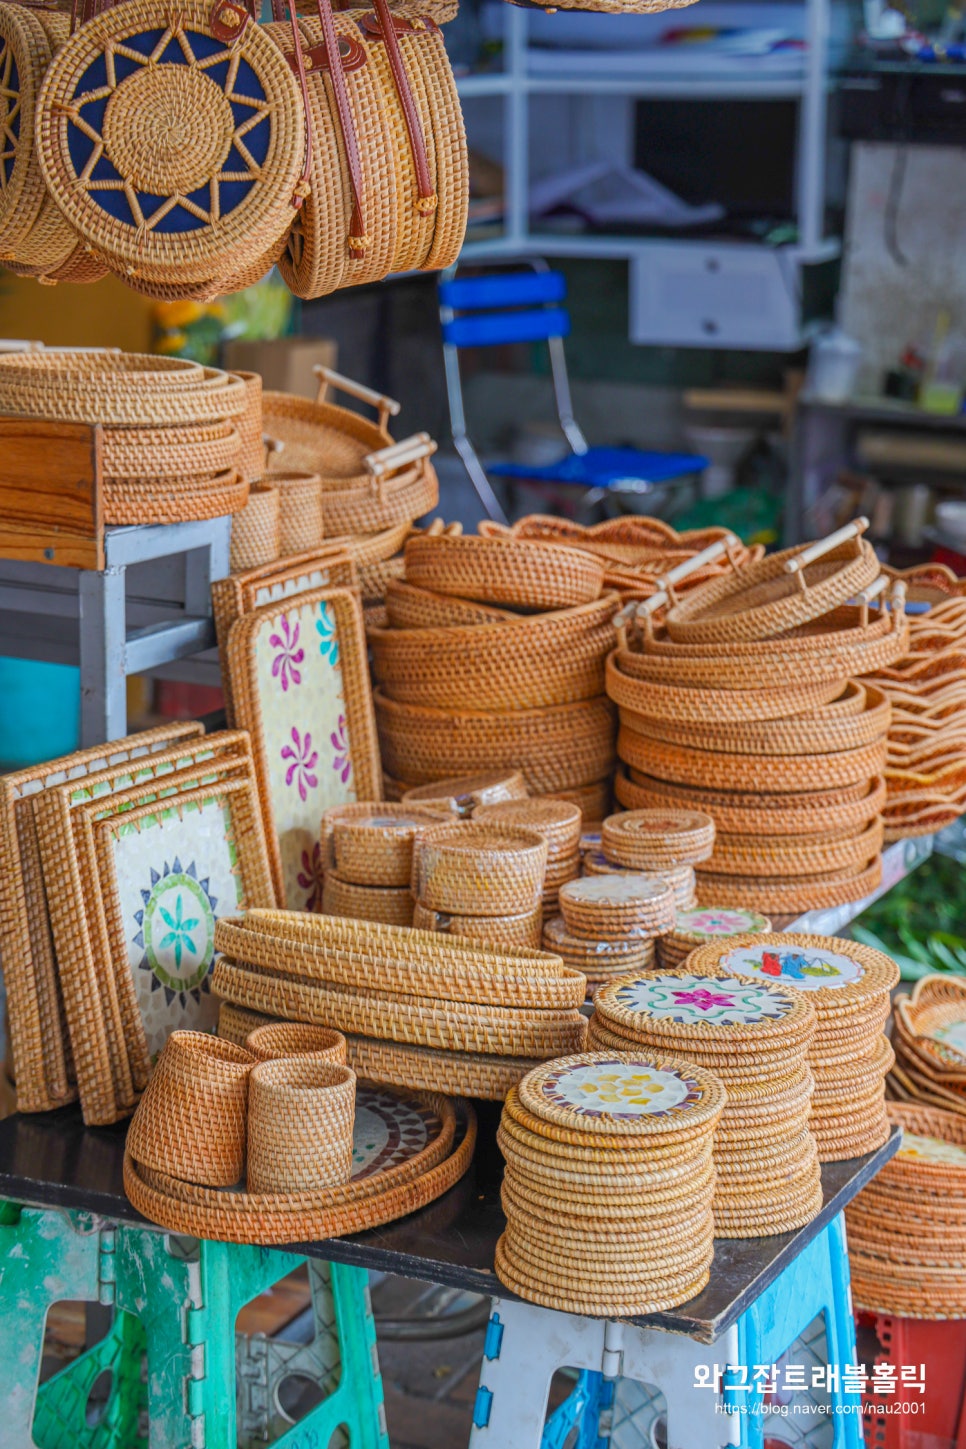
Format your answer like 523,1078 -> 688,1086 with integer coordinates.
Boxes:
158,893 -> 200,968
316,602 -> 340,665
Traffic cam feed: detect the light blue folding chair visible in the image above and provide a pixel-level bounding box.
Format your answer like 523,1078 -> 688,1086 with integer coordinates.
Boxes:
439,263 -> 708,524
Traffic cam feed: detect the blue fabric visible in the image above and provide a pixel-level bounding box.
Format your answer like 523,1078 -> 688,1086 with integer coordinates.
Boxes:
440,271 -> 567,311
490,446 -> 707,488
443,307 -> 570,349
66,27 -> 267,231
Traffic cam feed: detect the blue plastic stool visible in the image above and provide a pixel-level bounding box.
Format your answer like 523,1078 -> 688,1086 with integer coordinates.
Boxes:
479,1214 -> 860,1449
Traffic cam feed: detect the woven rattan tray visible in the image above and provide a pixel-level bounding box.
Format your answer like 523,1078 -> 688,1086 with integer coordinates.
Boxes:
404,534 -> 604,611
225,587 -> 382,907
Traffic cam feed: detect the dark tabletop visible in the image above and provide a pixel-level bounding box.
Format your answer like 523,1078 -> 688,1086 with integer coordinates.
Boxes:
0,1104 -> 899,1344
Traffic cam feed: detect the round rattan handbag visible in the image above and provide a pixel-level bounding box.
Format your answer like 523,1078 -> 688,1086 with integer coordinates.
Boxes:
36,0 -> 307,290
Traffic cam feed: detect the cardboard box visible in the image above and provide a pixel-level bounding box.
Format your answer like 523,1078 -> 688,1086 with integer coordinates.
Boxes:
222,337 -> 338,398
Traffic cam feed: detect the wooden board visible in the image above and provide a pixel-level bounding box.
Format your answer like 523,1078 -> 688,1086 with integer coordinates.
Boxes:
0,420 -> 103,570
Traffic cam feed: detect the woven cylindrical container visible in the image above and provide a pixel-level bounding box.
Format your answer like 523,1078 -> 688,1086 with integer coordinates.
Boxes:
412,900 -> 544,949
230,482 -> 280,572
413,822 -> 549,916
274,471 -> 324,556
322,802 -> 441,886
245,1023 -> 347,1066
323,872 -> 415,927
126,1031 -> 255,1188
247,1057 -> 356,1193
233,371 -> 265,481
402,771 -> 529,817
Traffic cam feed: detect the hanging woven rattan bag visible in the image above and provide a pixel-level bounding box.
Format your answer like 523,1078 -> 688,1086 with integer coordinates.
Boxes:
35,0 -> 307,290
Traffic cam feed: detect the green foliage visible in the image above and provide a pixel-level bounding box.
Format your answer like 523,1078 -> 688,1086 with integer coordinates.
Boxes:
853,854 -> 966,980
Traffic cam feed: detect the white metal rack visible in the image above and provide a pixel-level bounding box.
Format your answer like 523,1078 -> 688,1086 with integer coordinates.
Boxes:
454,0 -> 840,348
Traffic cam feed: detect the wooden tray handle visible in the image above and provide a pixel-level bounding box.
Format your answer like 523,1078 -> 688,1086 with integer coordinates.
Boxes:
314,365 -> 401,431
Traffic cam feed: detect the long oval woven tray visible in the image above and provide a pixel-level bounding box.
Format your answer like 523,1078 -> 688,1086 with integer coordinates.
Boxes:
124,1087 -> 476,1243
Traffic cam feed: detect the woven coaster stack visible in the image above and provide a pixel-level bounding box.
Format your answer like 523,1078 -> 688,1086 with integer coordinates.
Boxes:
475,799 -> 583,912
320,803 -> 440,929
609,525 -> 907,916
846,1102 -> 966,1319
864,566 -> 966,839
543,874 -> 675,999
889,975 -> 966,1116
658,907 -> 772,969
581,807 -> 716,911
398,770 -> 529,816
368,533 -> 618,814
589,972 -> 822,1236
211,908 -> 587,1100
0,352 -> 247,526
411,820 -> 548,950
495,1050 -> 725,1314
687,932 -> 899,1160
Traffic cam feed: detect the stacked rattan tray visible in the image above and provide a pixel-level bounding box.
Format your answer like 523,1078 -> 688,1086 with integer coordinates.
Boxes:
846,1102 -> 966,1318
687,932 -> 899,1160
889,974 -> 966,1116
368,532 -> 619,816
589,972 -> 822,1235
495,1051 -> 725,1314
211,908 -> 588,1100
0,351 -> 249,525
410,820 -> 549,950
864,566 -> 966,838
320,802 -> 440,928
609,521 -> 906,915
123,1028 -> 476,1244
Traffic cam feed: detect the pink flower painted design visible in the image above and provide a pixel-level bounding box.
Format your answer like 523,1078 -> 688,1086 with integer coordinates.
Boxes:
672,987 -> 735,1012
270,614 -> 304,692
331,714 -> 353,785
297,842 -> 324,912
281,727 -> 318,802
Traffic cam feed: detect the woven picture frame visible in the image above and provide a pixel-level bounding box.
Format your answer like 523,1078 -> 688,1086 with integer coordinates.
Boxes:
226,587 -> 382,908
0,721 -> 203,1113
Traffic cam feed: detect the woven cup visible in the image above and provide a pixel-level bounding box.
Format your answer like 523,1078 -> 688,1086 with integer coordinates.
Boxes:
322,802 -> 441,886
246,1023 -> 347,1066
126,1031 -> 255,1188
247,1058 -> 356,1193
230,481 -> 280,571
413,822 -> 549,916
274,471 -> 324,556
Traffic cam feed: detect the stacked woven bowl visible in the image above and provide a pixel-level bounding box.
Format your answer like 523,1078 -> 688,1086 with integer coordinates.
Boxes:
320,802 -> 441,928
864,565 -> 966,838
589,973 -> 822,1235
495,1050 -> 726,1314
609,521 -> 907,915
846,1102 -> 966,1318
411,821 -> 548,950
212,909 -> 588,1101
0,351 -> 248,525
889,974 -> 966,1116
369,533 -> 619,822
687,932 -> 898,1160
545,873 -> 677,1000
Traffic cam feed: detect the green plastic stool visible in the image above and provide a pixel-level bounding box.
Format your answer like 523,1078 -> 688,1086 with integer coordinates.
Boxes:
0,1200 -> 389,1449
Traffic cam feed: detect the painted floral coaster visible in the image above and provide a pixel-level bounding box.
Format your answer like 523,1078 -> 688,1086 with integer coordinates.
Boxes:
517,1050 -> 726,1137
226,587 -> 382,908
212,545 -> 358,724
1,720 -> 204,1114
671,907 -> 772,943
594,973 -> 813,1046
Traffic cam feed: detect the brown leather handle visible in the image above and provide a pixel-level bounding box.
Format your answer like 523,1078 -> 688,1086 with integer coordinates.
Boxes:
316,0 -> 369,257
368,0 -> 437,220
283,0 -> 314,210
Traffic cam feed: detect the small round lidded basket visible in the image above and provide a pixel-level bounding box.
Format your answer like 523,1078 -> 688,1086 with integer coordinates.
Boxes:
247,1058 -> 357,1194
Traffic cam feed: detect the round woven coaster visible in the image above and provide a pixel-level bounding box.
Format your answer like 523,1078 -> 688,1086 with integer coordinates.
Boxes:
713,1182 -> 825,1239
593,972 -> 814,1050
586,1014 -> 812,1083
501,1179 -> 713,1249
515,1050 -> 726,1140
811,1039 -> 894,1100
713,1161 -> 823,1215
504,1223 -> 714,1285
501,1159 -> 717,1217
713,1129 -> 819,1176
543,915 -> 656,972
559,875 -> 676,939
503,1081 -> 718,1153
662,906 -> 772,955
687,933 -> 899,1015
494,1235 -> 710,1316
813,1121 -> 891,1162
601,809 -> 715,869
582,853 -> 695,909
497,1112 -> 714,1176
